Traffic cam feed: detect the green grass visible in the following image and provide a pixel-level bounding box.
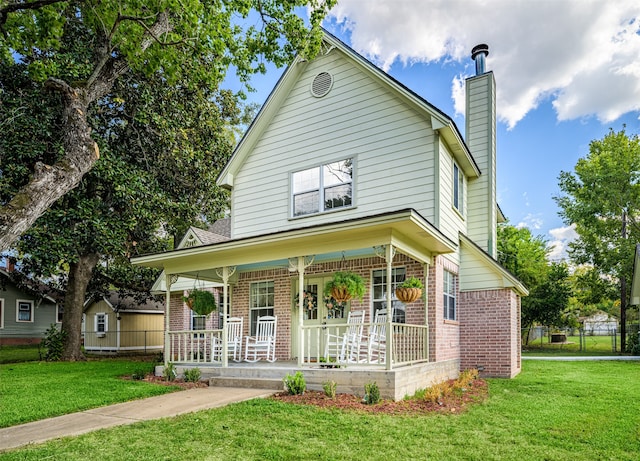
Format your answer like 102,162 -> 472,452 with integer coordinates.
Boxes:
0,360 -> 179,428
0,344 -> 43,364
522,334 -> 622,356
1,360 -> 639,460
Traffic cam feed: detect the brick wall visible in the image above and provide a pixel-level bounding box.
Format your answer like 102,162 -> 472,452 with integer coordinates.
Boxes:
428,256 -> 460,362
458,288 -> 521,378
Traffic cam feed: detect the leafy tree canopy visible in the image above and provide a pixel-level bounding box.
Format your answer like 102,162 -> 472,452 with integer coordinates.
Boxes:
0,0 -> 335,251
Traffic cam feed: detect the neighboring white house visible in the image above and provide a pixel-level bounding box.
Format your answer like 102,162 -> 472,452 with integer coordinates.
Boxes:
133,31 -> 527,398
582,311 -> 618,336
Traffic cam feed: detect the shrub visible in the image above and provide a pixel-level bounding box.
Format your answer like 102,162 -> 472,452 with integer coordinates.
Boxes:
183,367 -> 202,383
423,381 -> 453,404
283,371 -> 306,395
42,324 -> 66,361
454,368 -> 479,390
131,368 -> 148,380
323,380 -> 337,399
163,362 -> 177,381
628,329 -> 640,355
363,381 -> 380,405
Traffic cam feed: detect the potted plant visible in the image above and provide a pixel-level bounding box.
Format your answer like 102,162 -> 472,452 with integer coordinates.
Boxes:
395,277 -> 423,303
324,271 -> 366,303
182,288 -> 217,316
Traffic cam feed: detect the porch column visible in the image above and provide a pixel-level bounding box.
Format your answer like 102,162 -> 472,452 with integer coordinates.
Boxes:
217,266 -> 236,368
385,244 -> 395,370
290,256 -> 314,366
423,261 -> 430,362
164,273 -> 172,368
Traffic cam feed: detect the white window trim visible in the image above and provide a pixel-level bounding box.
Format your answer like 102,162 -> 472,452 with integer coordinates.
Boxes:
453,162 -> 464,215
94,312 -> 108,333
443,270 -> 457,321
290,158 -> 354,218
16,299 -> 34,323
56,305 -> 63,324
0,298 -> 4,329
249,280 -> 275,335
371,267 -> 407,323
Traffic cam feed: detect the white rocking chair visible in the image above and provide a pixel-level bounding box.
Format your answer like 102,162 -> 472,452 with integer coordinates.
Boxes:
212,317 -> 243,362
366,309 -> 390,363
244,315 -> 277,362
325,310 -> 365,363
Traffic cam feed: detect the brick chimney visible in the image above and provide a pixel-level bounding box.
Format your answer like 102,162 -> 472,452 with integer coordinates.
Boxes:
5,257 -> 16,272
465,44 -> 497,258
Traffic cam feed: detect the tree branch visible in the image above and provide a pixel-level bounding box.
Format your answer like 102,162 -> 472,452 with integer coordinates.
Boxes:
0,0 -> 69,34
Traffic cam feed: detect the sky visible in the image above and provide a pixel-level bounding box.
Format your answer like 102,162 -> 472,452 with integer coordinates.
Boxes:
230,0 -> 640,261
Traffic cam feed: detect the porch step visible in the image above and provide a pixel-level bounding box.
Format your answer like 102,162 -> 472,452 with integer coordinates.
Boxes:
209,376 -> 285,391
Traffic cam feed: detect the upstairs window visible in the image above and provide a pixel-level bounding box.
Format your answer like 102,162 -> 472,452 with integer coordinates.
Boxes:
292,159 -> 353,216
453,163 -> 464,214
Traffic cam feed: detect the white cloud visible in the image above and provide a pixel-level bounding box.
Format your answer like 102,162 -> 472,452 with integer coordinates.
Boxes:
327,0 -> 640,128
516,213 -> 543,230
547,224 -> 578,261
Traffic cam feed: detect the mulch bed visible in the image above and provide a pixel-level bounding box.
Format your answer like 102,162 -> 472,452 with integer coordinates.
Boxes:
271,378 -> 488,415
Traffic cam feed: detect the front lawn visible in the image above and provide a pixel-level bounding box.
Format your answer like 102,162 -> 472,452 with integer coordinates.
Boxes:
0,360 -> 179,428
1,360 -> 639,460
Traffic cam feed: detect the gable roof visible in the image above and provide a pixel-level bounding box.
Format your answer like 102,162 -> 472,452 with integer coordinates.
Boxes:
218,29 -> 480,190
177,225 -> 230,249
0,267 -> 61,303
459,233 -> 528,296
84,291 -> 164,314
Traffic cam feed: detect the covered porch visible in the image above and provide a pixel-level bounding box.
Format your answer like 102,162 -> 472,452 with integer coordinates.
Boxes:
133,209 -> 458,395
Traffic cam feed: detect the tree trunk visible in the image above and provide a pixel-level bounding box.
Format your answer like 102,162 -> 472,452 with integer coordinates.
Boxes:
0,83 -> 99,252
61,252 -> 100,361
0,13 -> 173,253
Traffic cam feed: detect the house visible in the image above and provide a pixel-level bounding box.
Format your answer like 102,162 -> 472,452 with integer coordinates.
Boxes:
0,260 -> 62,346
582,311 -> 618,336
82,292 -> 164,354
133,31 -> 527,399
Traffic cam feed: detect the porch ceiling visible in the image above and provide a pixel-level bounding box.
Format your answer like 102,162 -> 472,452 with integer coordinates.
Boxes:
132,209 -> 456,281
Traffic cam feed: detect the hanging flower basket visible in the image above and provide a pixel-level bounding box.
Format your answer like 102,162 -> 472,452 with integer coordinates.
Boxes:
324,271 -> 366,303
395,287 -> 422,303
182,288 -> 217,316
395,277 -> 424,303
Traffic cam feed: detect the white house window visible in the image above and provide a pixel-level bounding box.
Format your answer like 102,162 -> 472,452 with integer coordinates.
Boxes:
0,298 -> 4,329
453,162 -> 464,213
16,300 -> 34,323
57,305 -> 64,323
250,281 -> 274,334
292,159 -> 353,216
95,313 -> 108,332
443,270 -> 457,321
372,268 -> 406,323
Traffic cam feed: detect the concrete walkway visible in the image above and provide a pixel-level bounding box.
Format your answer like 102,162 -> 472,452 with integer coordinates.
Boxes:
0,387 -> 274,453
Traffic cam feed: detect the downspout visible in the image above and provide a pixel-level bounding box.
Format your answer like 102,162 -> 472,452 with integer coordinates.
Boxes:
385,244 -> 395,370
424,261 -> 430,362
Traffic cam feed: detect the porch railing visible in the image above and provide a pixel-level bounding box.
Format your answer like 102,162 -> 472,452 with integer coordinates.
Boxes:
301,322 -> 429,368
167,330 -> 223,363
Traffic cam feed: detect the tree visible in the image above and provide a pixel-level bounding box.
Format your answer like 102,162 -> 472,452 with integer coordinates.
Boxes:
497,224 -> 572,340
0,0 -> 335,251
9,48 -> 246,360
555,128 -> 640,351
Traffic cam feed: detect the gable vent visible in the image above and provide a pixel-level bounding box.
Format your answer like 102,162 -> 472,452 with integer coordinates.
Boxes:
311,72 -> 333,97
